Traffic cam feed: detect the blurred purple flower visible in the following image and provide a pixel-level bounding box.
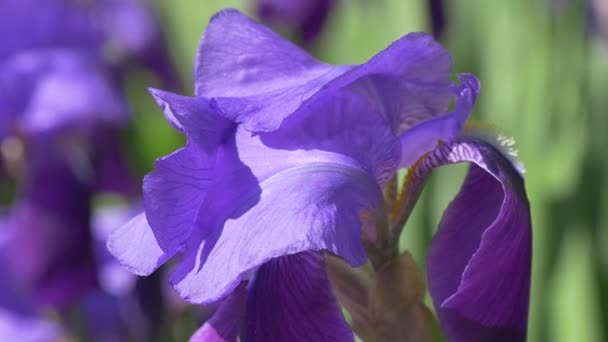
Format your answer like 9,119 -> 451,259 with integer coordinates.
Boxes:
0,0 -> 177,87
0,48 -> 135,308
0,228 -> 64,342
255,0 -> 336,43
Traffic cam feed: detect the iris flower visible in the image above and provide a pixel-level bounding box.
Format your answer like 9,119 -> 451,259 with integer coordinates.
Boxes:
109,9 -> 531,341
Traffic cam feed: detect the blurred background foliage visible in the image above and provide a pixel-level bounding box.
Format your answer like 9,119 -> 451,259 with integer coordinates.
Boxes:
117,0 -> 607,340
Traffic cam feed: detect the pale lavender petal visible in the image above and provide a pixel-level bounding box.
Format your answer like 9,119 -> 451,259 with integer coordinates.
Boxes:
107,212 -> 171,276
424,139 -> 531,342
197,9 -> 453,133
93,204 -> 140,297
189,283 -> 247,342
245,252 -> 352,342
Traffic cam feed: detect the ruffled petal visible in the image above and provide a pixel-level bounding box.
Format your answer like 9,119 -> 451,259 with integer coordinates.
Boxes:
398,73 -> 480,167
107,212 -> 171,276
142,144 -> 214,255
423,139 -> 531,342
148,89 -> 232,152
245,252 -> 353,342
167,95 -> 390,304
197,9 -> 453,133
189,283 -> 247,342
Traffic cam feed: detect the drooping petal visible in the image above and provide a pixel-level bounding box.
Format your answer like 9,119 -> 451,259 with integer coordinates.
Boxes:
167,95 -> 390,304
189,283 -> 247,342
421,139 -> 531,342
245,252 -> 353,342
196,9 -> 453,133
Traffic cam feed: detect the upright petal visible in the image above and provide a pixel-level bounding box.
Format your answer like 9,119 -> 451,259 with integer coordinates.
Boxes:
245,252 -> 353,342
197,9 -> 453,133
421,139 -> 531,342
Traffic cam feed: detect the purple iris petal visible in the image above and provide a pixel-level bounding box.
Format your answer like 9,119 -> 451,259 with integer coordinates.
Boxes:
397,73 -> 480,167
255,0 -> 336,43
418,139 -> 531,341
245,251 -> 353,341
195,9 -> 457,134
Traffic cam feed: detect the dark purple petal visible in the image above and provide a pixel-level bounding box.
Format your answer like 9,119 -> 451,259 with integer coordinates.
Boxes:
189,283 -> 247,342
196,9 -> 453,133
245,252 -> 353,342
423,139 -> 531,342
